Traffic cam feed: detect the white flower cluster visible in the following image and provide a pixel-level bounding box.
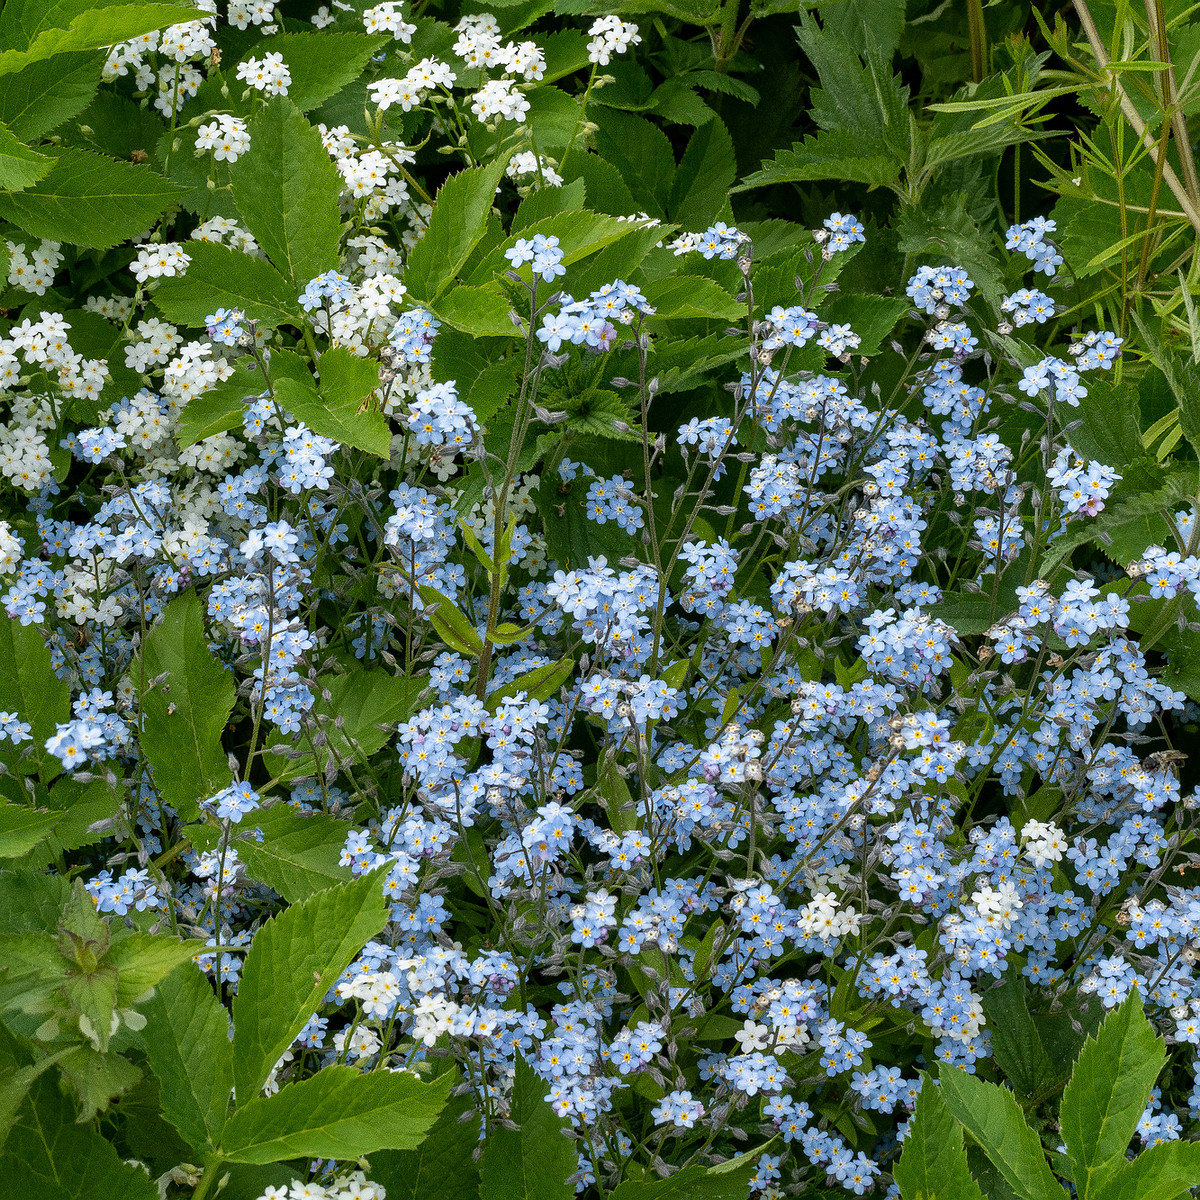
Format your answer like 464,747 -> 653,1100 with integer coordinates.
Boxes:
797,892 -> 864,944
6,239 -> 63,296
130,243 -> 192,284
195,114 -> 251,163
1021,818 -> 1067,867
256,1170 -> 385,1200
363,1 -> 415,41
237,51 -> 292,96
587,15 -> 641,65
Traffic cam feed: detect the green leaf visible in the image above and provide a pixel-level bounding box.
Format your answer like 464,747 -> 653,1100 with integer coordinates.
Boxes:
0,870 -> 70,934
0,802 -> 59,857
0,119 -> 50,191
219,1065 -> 451,1163
819,292 -> 909,355
642,275 -> 740,320
0,51 -> 101,141
591,108 -> 675,218
668,116 -> 735,231
274,347 -> 391,457
418,587 -> 484,656
371,1091 -> 482,1200
937,1067 -> 1063,1200
433,284 -> 519,337
894,194 -> 1005,309
232,870 -> 387,1103
405,155 -> 510,303
230,95 -> 342,287
1061,994 -> 1165,1200
56,1044 -> 142,1121
239,32 -> 389,111
263,670 -> 422,784
0,3 -> 197,76
0,612 -> 71,781
479,1055 -> 577,1200
137,589 -> 235,822
608,1158 -> 759,1199
107,932 -> 207,1006
1093,1140 -> 1200,1200
140,963 -> 233,1153
176,358 -> 266,448
6,1071 -> 157,1199
0,146 -> 181,249
894,1075 -> 987,1200
207,805 -> 353,901
153,241 -> 298,330
980,975 -> 1061,1103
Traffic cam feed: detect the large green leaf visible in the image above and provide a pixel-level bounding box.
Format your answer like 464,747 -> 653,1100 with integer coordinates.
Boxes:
979,975 -> 1061,1103
0,147 -> 181,249
232,870 -> 387,1102
153,240 -> 298,330
937,1067 -> 1063,1200
405,155 -> 510,303
274,347 -> 391,458
238,31 -> 388,111
894,1075 -> 987,1200
137,590 -> 235,822
479,1055 -> 576,1200
107,932 -> 207,1006
140,963 -> 233,1153
0,612 -> 71,781
191,804 -> 353,902
371,1092 -> 482,1200
668,116 -> 735,231
591,108 -> 675,218
0,802 -> 59,857
608,1157 -> 759,1199
1094,1140 -> 1200,1200
6,1071 -> 157,1198
0,51 -> 101,141
0,2 -> 197,75
1061,994 -> 1165,1200
219,1065 -> 451,1163
230,95 -> 342,287
263,669 -> 422,783
0,119 -> 50,190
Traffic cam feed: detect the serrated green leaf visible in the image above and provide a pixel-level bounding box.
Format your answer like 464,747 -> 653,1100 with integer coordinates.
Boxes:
0,51 -> 101,141
237,32 -> 389,111
153,240 -> 297,329
406,155 -> 509,303
5,1071 -> 157,1198
668,115 -> 735,231
56,1044 -> 141,1121
220,1065 -> 450,1164
203,805 -> 353,901
609,1158 -> 758,1199
894,1075 -> 987,1200
230,95 -> 342,287
107,932 -> 207,1006
643,275 -> 740,320
137,590 -> 235,822
140,962 -> 233,1153
1061,994 -> 1165,1199
275,346 -> 390,457
371,1091 -> 482,1200
0,802 -> 59,857
0,119 -> 51,191
0,3 -> 197,76
592,108 -> 675,218
479,1055 -> 576,1200
0,612 -> 71,781
937,1067 -> 1063,1200
232,870 -> 387,1103
176,359 -> 266,448
433,283 -> 519,337
0,146 -> 181,249
980,975 -> 1061,1102
1093,1139 -> 1200,1200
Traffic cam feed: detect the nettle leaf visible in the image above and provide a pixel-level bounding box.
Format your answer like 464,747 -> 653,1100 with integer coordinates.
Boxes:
0,2 -> 197,75
937,1067 -> 1063,1200
371,1091 -> 483,1200
0,147 -> 182,249
137,589 -> 235,822
177,358 -> 267,448
1094,1139 -> 1200,1200
894,1075 -> 986,1200
433,284 -> 520,338
668,116 -> 735,231
232,870 -> 388,1102
0,613 -> 70,781
275,345 -> 390,457
643,275 -> 740,320
140,963 -> 233,1153
0,119 -> 51,191
107,932 -> 207,1006
237,32 -> 389,111
6,1071 -> 158,1199
405,155 -> 510,303
979,974 -> 1060,1103
219,1065 -> 451,1163
0,802 -> 59,858
608,1156 -> 758,1199
0,51 -> 102,141
592,108 -> 675,218
1061,993 -> 1165,1199
153,240 -> 298,330
191,804 -> 353,902
263,670 -> 422,784
230,95 -> 342,287
479,1055 -> 577,1200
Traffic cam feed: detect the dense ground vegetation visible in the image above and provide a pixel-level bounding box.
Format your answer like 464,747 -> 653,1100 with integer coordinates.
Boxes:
5,0 -> 1200,1197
